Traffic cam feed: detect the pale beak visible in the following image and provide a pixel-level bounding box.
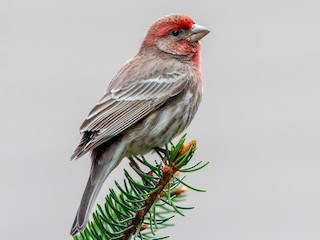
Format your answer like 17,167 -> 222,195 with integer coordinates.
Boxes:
189,24 -> 210,42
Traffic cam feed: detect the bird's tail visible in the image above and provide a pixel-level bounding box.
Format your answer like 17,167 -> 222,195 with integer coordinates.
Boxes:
70,169 -> 104,236
70,140 -> 124,236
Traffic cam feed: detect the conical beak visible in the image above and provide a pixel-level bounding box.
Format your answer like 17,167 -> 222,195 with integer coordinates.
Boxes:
189,24 -> 210,42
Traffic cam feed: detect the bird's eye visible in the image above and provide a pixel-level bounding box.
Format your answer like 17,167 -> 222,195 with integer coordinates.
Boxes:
171,30 -> 180,37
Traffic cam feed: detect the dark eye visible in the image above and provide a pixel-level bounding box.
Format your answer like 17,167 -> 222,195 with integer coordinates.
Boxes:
171,30 -> 180,37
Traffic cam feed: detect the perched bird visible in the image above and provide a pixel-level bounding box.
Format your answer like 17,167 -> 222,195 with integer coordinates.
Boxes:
70,14 -> 210,236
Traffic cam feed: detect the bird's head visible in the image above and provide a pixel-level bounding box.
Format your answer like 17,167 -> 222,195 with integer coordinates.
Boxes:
140,14 -> 210,59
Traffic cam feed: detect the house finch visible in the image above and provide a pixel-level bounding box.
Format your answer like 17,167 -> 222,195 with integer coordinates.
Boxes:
70,13 -> 210,235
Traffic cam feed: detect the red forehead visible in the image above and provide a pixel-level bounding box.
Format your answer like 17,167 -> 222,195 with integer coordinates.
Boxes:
151,14 -> 195,36
142,14 -> 196,46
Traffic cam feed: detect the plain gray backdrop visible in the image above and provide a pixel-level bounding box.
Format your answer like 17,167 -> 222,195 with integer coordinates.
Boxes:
1,0 -> 320,239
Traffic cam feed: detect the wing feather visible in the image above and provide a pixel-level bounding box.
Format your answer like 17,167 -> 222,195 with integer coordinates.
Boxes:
72,67 -> 190,160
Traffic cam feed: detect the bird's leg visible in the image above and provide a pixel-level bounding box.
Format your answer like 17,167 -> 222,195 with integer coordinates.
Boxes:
154,147 -> 169,166
131,156 -> 154,176
154,147 -> 166,154
128,156 -> 143,173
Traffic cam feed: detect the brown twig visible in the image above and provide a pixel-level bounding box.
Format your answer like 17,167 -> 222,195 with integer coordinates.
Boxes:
121,165 -> 175,239
121,141 -> 195,240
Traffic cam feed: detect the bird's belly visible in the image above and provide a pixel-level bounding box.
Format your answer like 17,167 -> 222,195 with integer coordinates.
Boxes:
123,90 -> 199,156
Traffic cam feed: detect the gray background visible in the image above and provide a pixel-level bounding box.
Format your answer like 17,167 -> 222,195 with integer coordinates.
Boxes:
1,0 -> 320,239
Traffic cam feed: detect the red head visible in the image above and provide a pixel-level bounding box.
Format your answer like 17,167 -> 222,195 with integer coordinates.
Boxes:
140,14 -> 210,60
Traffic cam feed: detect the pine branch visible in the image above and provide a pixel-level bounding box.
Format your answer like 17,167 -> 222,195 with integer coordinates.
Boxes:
73,134 -> 208,240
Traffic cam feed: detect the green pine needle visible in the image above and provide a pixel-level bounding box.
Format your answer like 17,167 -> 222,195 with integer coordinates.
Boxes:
73,135 -> 208,240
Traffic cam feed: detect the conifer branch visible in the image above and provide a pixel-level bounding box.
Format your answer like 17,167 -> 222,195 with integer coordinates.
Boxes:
73,134 -> 208,240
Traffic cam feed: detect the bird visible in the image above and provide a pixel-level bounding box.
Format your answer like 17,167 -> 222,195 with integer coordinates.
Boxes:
70,13 -> 210,236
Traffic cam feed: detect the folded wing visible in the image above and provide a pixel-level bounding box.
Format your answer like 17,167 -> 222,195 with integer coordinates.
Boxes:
71,70 -> 188,160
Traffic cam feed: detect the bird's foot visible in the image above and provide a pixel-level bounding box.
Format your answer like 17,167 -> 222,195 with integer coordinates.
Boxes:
162,156 -> 169,165
154,147 -> 169,165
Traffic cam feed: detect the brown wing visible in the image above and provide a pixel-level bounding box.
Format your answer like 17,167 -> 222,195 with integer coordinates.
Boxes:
71,71 -> 188,160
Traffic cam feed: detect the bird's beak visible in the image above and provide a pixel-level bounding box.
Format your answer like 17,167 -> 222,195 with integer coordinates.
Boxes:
189,24 -> 210,42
